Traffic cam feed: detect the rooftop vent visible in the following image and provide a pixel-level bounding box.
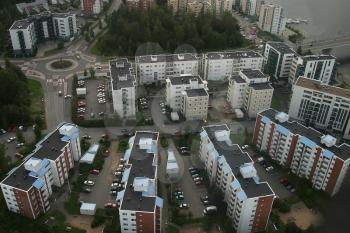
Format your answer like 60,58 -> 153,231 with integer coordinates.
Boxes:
321,135 -> 336,148
275,112 -> 289,123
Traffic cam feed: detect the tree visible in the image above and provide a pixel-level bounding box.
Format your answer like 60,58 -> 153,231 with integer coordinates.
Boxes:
16,128 -> 25,143
34,125 -> 42,142
99,19 -> 103,29
84,69 -> 87,77
0,144 -> 10,174
89,68 -> 95,78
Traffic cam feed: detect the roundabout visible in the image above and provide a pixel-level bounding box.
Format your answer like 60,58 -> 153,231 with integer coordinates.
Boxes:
46,58 -> 79,72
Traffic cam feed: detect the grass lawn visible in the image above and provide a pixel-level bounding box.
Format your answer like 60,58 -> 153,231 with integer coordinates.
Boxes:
271,96 -> 281,110
27,79 -> 45,121
51,60 -> 73,69
64,192 -> 81,215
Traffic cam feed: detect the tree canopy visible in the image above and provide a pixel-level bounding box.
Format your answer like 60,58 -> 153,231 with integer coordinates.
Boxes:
0,61 -> 31,128
94,6 -> 244,56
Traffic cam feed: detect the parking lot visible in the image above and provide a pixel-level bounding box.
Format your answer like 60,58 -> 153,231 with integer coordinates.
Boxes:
76,79 -> 111,120
244,148 -> 294,199
79,141 -> 121,208
0,130 -> 35,162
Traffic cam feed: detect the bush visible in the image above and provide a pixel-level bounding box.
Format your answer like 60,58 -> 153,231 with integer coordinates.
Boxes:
118,139 -> 128,152
275,199 -> 291,213
64,192 -> 80,215
91,209 -> 106,228
160,136 -> 168,148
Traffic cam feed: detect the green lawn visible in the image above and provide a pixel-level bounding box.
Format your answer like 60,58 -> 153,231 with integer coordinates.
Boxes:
230,133 -> 245,145
271,96 -> 281,110
64,192 -> 81,215
27,79 -> 45,120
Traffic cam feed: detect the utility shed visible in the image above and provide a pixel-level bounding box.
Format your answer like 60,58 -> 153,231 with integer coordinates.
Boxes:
166,149 -> 179,178
80,202 -> 96,215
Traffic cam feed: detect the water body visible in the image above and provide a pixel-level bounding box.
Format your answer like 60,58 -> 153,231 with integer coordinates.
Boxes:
269,0 -> 350,76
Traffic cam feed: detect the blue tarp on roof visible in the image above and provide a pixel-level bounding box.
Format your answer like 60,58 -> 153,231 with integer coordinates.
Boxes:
223,163 -> 231,175
237,190 -> 247,201
116,190 -> 125,201
33,178 -> 44,189
323,149 -> 334,159
124,148 -> 131,161
121,168 -> 131,183
230,179 -> 240,191
261,116 -> 270,124
142,180 -> 155,197
300,136 -> 317,148
155,196 -> 164,208
277,125 -> 289,136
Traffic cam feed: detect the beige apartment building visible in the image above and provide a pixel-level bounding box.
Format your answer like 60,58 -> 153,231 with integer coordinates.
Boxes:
181,88 -> 209,120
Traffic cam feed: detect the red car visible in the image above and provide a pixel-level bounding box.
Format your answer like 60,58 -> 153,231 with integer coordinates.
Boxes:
279,178 -> 288,185
104,202 -> 117,208
89,169 -> 100,175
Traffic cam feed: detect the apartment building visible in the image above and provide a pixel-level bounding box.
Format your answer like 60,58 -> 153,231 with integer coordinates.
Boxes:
166,75 -> 208,111
289,55 -> 336,85
289,77 -> 350,139
227,69 -> 273,118
240,0 -> 257,16
258,3 -> 286,35
0,123 -> 81,219
110,58 -> 137,119
263,42 -> 295,81
201,51 -> 264,81
253,109 -> 350,196
187,0 -> 211,16
211,0 -> 232,17
10,11 -> 77,56
81,0 -> 103,14
181,88 -> 209,120
117,131 -> 163,233
135,53 -> 200,85
200,125 -> 275,233
127,0 -> 155,11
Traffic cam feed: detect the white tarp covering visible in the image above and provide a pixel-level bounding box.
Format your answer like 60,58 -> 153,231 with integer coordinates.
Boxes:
80,202 -> 96,215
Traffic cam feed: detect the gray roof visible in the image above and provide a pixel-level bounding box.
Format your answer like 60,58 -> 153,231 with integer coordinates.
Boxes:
168,75 -> 203,85
120,132 -> 159,212
2,165 -> 37,191
302,55 -> 336,62
110,59 -> 135,90
267,42 -> 295,54
136,53 -> 199,63
230,75 -> 246,83
52,13 -> 75,18
10,19 -> 33,30
203,125 -> 274,198
241,69 -> 269,79
185,88 -> 208,97
249,82 -> 273,90
206,51 -> 262,60
260,109 -> 350,160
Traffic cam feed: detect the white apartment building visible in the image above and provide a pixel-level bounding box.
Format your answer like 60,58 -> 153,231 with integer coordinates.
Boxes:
181,88 -> 209,120
202,51 -> 264,81
135,53 -> 200,85
253,109 -> 350,196
200,125 -> 275,233
0,123 -> 81,219
166,75 -> 208,111
289,77 -> 350,139
227,69 -> 273,118
52,13 -> 77,40
258,3 -> 286,35
263,42 -> 295,80
110,58 -> 137,119
211,0 -> 232,17
240,0 -> 257,16
117,131 -> 163,233
9,11 -> 77,56
9,20 -> 37,56
289,55 -> 336,85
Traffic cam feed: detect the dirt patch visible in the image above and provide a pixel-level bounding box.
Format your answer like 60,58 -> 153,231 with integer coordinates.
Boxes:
66,215 -> 103,233
279,202 -> 324,230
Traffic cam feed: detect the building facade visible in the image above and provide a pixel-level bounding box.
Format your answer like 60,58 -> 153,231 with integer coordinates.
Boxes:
201,51 -> 264,81
211,0 -> 232,17
187,0 -> 211,16
166,75 -> 208,111
117,131 -> 163,233
81,0 -> 103,14
240,0 -> 257,16
289,55 -> 336,85
110,58 -> 137,119
227,69 -> 273,118
263,42 -> 295,81
10,11 -> 77,56
200,125 -> 275,233
0,123 -> 81,219
253,109 -> 350,196
127,0 -> 155,11
289,77 -> 350,139
181,88 -> 209,120
258,3 -> 285,35
135,53 -> 200,85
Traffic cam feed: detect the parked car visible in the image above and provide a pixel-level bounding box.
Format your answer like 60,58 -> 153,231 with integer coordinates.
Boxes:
110,191 -> 118,196
0,129 -> 6,135
175,194 -> 184,200
16,143 -> 24,148
195,180 -> 204,186
201,196 -> 209,205
203,206 -> 217,215
266,166 -> 274,172
257,157 -> 265,163
104,203 -> 117,208
279,178 -> 289,185
179,203 -> 189,209
194,177 -> 203,182
84,180 -> 95,186
89,169 -> 100,175
7,137 -> 16,143
242,145 -> 249,149
174,191 -> 184,196
82,188 -> 92,193
15,153 -> 24,159
82,135 -> 91,139
192,174 -> 199,178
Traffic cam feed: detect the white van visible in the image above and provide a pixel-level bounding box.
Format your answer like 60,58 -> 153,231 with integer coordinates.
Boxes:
257,157 -> 265,163
203,206 -> 217,215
